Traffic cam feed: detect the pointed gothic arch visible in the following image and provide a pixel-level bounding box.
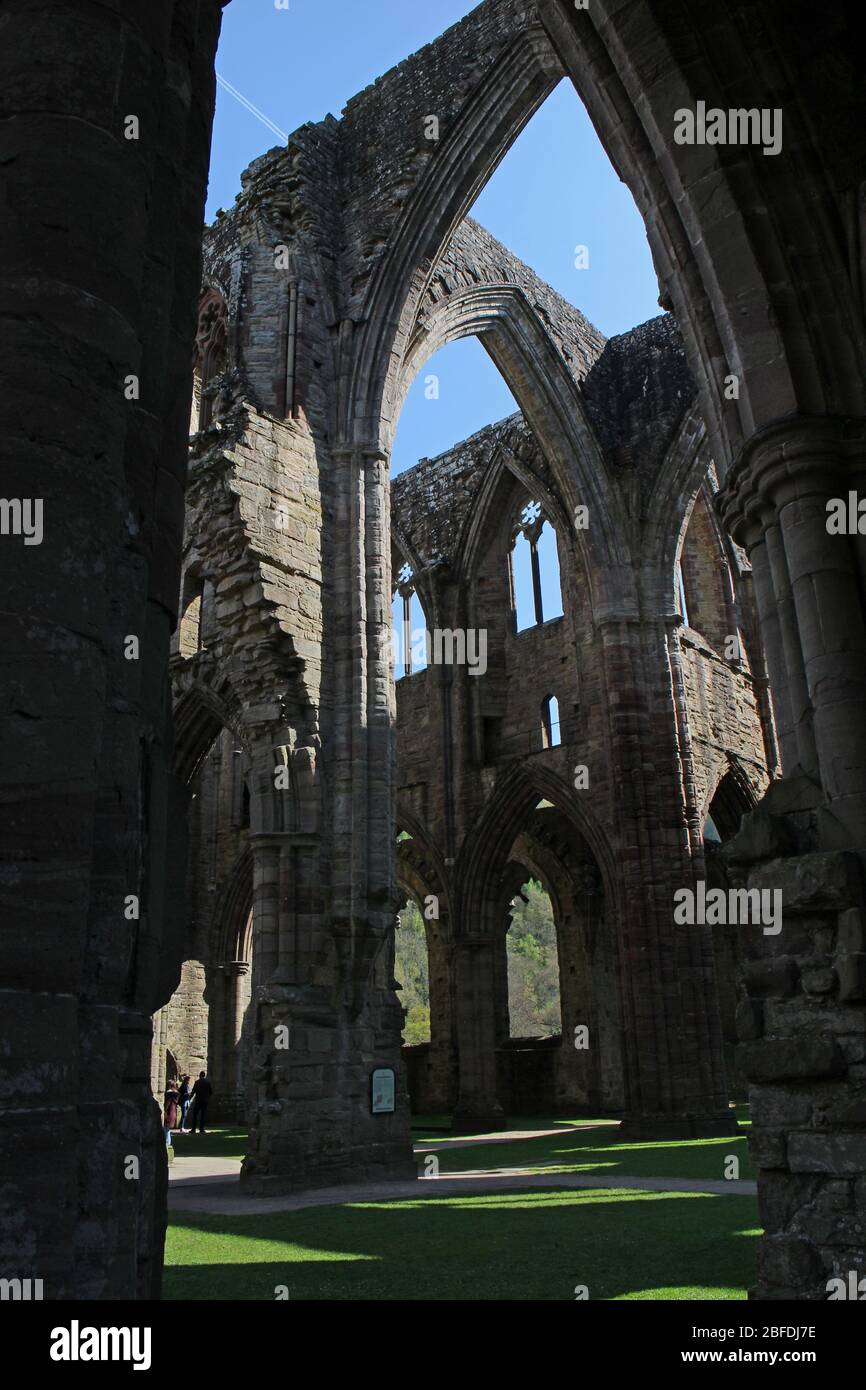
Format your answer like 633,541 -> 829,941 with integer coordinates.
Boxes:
345,21 -> 565,445
538,0 -> 865,464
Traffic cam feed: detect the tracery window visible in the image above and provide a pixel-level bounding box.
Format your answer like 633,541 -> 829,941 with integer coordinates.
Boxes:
392,562 -> 428,681
510,499 -> 563,632
191,287 -> 228,433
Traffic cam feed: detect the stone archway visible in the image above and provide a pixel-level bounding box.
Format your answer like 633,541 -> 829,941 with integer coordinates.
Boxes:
7,0 -> 865,1303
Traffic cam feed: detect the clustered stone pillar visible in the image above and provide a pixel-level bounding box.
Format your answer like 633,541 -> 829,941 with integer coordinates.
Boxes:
240,722 -> 414,1190
718,416 -> 866,1297
598,614 -> 734,1136
0,0 -> 227,1298
228,961 -> 251,1111
452,938 -> 506,1130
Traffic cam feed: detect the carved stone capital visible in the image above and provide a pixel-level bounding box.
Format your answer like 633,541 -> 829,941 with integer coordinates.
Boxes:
717,414 -> 866,548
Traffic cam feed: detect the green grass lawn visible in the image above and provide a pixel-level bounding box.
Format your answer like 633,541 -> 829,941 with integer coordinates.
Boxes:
164,1187 -> 759,1301
179,1113 -> 754,1183
171,1127 -> 248,1159
165,1110 -> 758,1300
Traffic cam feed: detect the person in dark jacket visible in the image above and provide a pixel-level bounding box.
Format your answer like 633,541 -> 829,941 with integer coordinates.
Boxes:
178,1075 -> 192,1133
190,1071 -> 213,1133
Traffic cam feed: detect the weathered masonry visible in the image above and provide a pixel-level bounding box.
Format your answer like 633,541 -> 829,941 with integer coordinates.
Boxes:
164,207 -> 775,1143
3,0 -> 864,1302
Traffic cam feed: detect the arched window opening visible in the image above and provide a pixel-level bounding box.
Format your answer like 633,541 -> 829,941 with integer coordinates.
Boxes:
394,898 -> 430,1045
703,812 -> 722,844
705,771 -> 753,845
230,748 -> 251,829
703,772 -> 755,1102
191,287 -> 228,434
467,79 -> 660,337
190,373 -> 202,436
679,492 -> 749,660
506,879 -> 562,1039
537,520 -> 564,622
541,695 -> 561,749
675,560 -> 690,628
510,501 -> 563,633
200,578 -> 218,647
392,562 -> 428,680
391,336 -> 518,478
178,571 -> 205,659
512,531 -> 536,632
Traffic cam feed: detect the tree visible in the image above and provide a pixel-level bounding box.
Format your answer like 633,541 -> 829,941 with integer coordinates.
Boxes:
394,899 -> 431,1042
506,880 -> 562,1038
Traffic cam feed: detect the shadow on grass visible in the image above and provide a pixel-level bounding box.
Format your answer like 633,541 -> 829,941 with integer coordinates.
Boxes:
423,1131 -> 755,1181
164,1187 -> 759,1301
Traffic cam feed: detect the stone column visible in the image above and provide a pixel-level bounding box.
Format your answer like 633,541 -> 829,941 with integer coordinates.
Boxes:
718,414 -> 866,1297
152,1009 -> 168,1098
719,417 -> 866,842
764,519 -> 819,780
558,861 -> 620,1110
228,961 -> 250,1091
250,837 -> 281,996
597,614 -> 734,1137
238,439 -> 412,1190
0,0 -> 227,1300
240,732 -> 413,1192
452,938 -> 505,1130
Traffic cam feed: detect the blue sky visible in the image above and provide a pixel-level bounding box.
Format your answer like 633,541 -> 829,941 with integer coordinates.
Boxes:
209,1 -> 661,475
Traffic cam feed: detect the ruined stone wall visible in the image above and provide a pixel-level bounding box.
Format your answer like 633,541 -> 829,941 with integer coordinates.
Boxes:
0,0 -> 858,1307
162,142 -> 416,1189
417,218 -> 608,391
168,126 -> 774,1139
157,0 -> 862,1299
389,377 -> 770,1114
338,1 -> 553,325
153,725 -> 251,1114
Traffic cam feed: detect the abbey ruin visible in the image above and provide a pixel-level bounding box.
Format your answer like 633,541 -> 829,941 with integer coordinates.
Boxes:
2,0 -> 865,1305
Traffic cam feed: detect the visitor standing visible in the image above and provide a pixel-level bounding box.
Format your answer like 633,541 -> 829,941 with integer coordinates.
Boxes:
190,1071 -> 213,1133
163,1081 -> 179,1147
179,1074 -> 192,1132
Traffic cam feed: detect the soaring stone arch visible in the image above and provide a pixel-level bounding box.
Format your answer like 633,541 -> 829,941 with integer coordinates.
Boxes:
449,761 -> 621,1122
345,13 -> 565,445
452,427 -> 594,764
641,401 -> 711,608
540,1 -> 866,885
392,223 -> 626,579
538,0 -> 866,456
507,809 -> 625,1111
172,678 -> 248,787
195,0 -> 861,1297
10,0 -> 863,1305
